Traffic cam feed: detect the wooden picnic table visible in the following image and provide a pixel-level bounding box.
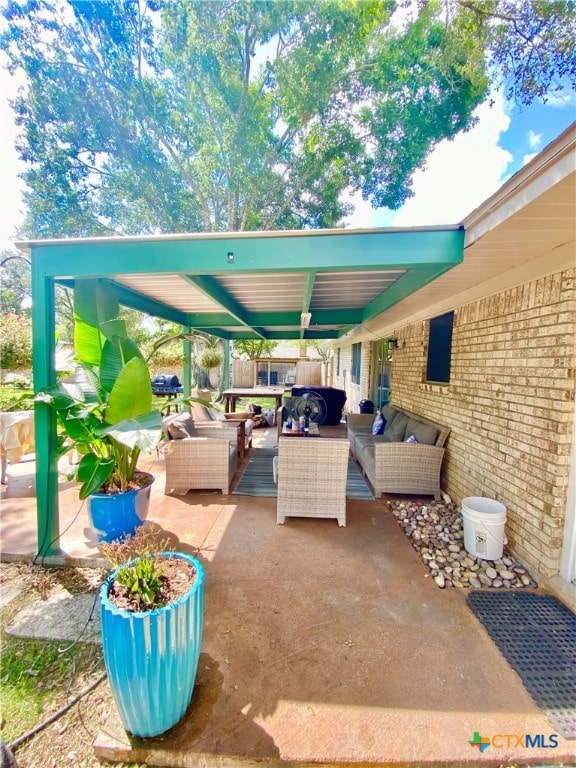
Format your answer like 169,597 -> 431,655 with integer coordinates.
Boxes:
222,387 -> 286,417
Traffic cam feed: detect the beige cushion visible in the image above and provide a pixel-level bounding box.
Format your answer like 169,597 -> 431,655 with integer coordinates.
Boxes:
166,413 -> 195,439
190,402 -> 212,422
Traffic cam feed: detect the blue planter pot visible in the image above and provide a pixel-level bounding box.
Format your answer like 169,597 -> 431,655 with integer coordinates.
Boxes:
87,473 -> 154,543
99,552 -> 204,738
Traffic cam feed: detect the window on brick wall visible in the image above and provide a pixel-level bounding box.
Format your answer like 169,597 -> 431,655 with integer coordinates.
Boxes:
351,343 -> 361,384
426,311 -> 454,384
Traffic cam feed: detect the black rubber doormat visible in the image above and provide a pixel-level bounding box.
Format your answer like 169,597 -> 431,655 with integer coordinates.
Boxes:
467,591 -> 576,739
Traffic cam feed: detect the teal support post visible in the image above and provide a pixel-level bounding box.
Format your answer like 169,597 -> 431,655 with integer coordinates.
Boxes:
31,260 -> 60,556
183,328 -> 192,401
223,340 -> 231,390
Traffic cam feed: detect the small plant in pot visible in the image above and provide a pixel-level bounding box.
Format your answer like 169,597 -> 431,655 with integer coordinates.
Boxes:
100,526 -> 205,738
35,279 -> 162,542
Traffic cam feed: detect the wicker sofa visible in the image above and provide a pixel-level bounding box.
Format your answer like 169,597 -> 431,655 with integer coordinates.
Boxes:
347,405 -> 450,500
161,412 -> 238,495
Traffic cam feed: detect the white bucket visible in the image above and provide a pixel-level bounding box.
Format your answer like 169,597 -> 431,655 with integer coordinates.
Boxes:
461,497 -> 507,560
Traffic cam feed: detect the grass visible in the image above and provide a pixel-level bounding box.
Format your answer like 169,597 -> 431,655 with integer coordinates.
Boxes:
0,564 -> 166,766
0,383 -> 34,411
0,632 -> 103,744
0,565 -> 105,747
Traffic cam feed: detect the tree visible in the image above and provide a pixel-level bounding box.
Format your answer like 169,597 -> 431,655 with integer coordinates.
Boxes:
233,340 -> 278,360
0,311 -> 32,371
0,252 -> 32,315
1,0 -> 494,238
2,0 -> 572,237
454,0 -> 576,105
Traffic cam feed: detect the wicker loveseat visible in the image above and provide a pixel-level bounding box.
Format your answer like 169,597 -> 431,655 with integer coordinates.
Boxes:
161,412 -> 238,495
347,405 -> 450,500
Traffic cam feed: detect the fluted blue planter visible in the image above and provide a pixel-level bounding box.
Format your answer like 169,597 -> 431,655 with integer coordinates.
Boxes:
88,473 -> 154,543
99,552 -> 204,738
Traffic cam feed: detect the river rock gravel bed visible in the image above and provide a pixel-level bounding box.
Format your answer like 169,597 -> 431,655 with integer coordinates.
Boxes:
387,499 -> 538,589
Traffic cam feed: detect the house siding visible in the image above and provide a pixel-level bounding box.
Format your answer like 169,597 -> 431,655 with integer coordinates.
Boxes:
387,268 -> 575,579
333,340 -> 371,414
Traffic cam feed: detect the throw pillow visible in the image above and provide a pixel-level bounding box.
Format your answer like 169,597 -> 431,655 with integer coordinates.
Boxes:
381,404 -> 399,425
190,402 -> 212,422
404,417 -> 438,446
382,412 -> 409,442
166,413 -> 195,439
371,412 -> 385,435
405,434 -> 418,443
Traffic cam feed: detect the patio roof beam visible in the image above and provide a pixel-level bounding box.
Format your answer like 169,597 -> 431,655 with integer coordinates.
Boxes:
20,227 -> 464,277
187,308 -> 364,328
184,275 -> 267,340
362,257 -> 463,323
300,270 -> 316,339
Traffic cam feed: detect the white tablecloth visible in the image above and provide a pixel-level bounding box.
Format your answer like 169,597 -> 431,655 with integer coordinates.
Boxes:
0,410 -> 35,483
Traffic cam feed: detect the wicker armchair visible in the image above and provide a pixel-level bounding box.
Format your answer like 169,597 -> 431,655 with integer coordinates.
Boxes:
162,436 -> 238,496
163,410 -> 250,458
188,390 -> 253,457
276,437 -> 350,527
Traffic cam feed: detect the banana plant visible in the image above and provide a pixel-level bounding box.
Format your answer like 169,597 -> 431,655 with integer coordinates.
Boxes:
35,279 -> 162,498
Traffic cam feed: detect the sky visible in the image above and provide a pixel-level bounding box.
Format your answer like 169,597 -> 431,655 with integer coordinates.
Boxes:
344,87 -> 575,229
0,56 -> 574,251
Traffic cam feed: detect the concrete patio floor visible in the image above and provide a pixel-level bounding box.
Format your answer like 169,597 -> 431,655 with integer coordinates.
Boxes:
1,427 -> 574,766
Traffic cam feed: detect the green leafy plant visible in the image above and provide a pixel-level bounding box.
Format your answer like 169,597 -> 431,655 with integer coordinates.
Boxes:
197,346 -> 223,371
35,279 -> 162,498
115,556 -> 165,609
0,312 -> 32,371
101,524 -> 173,611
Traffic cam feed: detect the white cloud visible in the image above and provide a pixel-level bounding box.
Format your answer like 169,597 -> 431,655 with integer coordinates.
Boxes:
346,91 -> 514,228
522,152 -> 539,166
389,91 -> 513,226
527,130 -> 542,150
542,89 -> 576,109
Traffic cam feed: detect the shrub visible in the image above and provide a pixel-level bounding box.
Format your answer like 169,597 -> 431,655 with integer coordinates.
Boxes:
0,313 -> 32,371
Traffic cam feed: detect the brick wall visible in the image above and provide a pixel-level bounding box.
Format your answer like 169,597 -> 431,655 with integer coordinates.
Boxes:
390,268 -> 575,578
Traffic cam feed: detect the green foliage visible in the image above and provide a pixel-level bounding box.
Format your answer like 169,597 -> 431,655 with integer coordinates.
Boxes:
101,524 -> 173,611
197,346 -> 223,371
233,340 -> 278,359
455,0 -> 576,105
0,636 -> 102,745
0,0 -> 496,238
0,570 -> 104,746
2,1 -> 572,241
0,252 -> 31,315
115,556 -> 165,610
35,278 -> 162,498
0,382 -> 34,411
0,312 -> 32,371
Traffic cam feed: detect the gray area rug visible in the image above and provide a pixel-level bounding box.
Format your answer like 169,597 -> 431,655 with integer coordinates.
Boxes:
233,447 -> 373,499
